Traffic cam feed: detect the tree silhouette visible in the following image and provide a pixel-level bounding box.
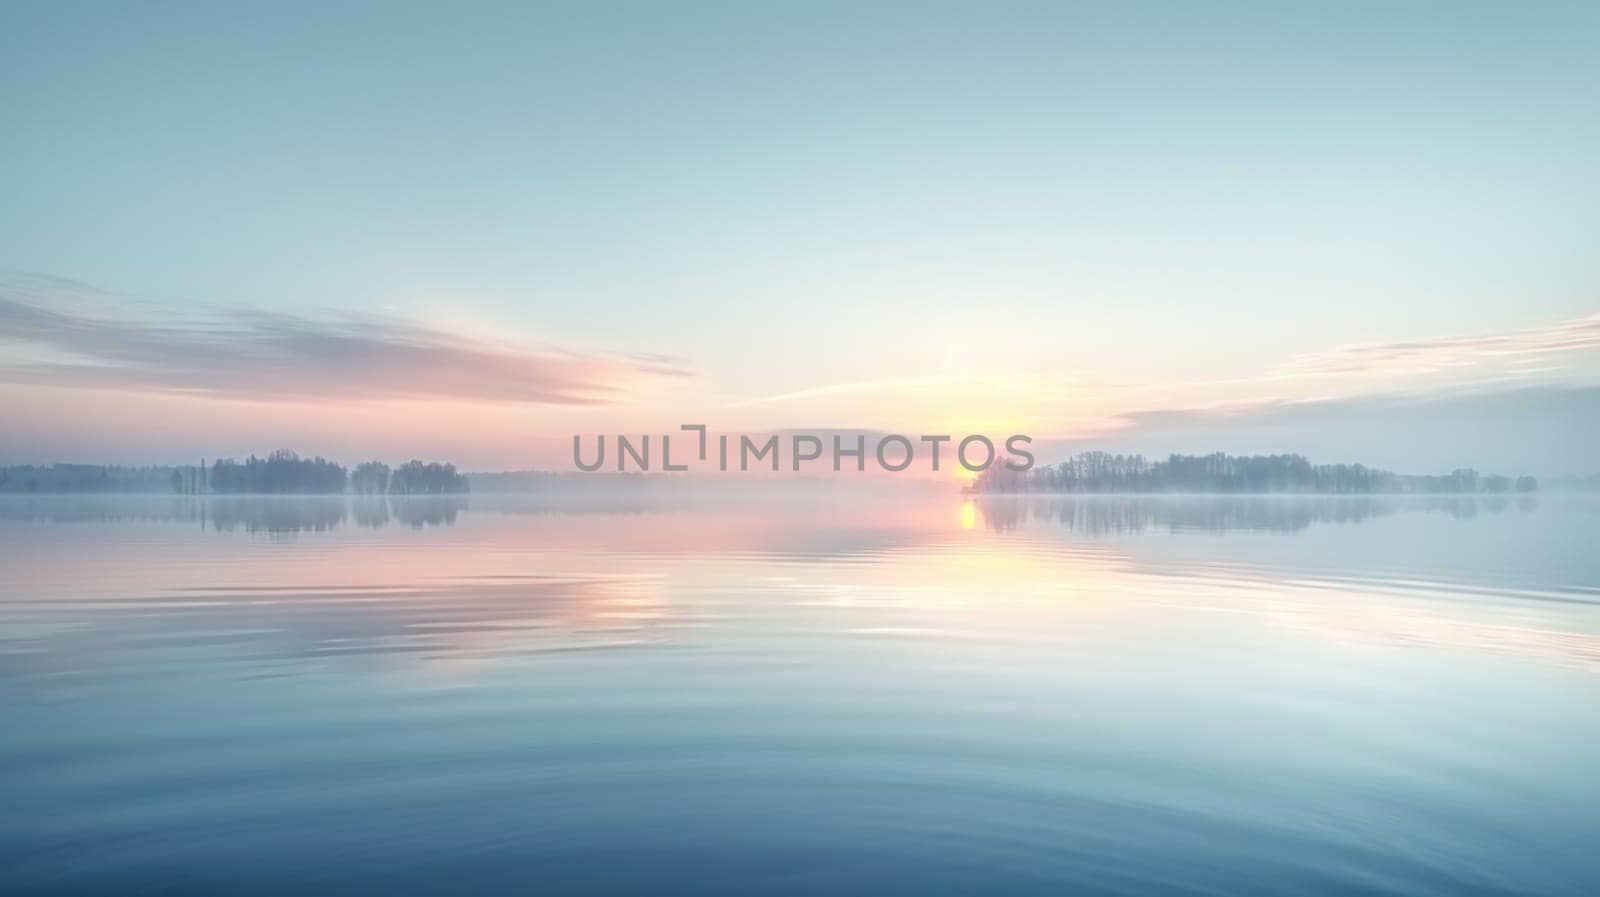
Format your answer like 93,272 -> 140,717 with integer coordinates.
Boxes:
389,460 -> 469,494
207,451 -> 347,494
351,461 -> 391,495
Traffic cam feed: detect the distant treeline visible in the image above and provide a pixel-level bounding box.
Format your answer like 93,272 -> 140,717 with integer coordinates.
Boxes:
970,452 -> 1540,495
0,464 -> 176,494
1546,473 -> 1600,492
209,451 -> 347,494
0,450 -> 469,494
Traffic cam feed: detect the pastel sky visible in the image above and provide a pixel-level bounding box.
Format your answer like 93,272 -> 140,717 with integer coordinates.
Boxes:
2,2 -> 1597,472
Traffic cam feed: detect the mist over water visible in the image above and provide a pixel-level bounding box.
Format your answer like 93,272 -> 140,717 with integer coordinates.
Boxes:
3,491 -> 1597,895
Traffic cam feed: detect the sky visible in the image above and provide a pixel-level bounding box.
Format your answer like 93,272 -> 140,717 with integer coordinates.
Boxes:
2,2 -> 1597,474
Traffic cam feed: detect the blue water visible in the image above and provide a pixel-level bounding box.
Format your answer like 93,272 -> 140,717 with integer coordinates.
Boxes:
2,492 -> 1597,895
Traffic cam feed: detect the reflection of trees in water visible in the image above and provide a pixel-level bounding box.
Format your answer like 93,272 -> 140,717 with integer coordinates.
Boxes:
349,496 -> 469,528
211,496 -> 467,531
389,497 -> 466,528
976,495 -> 1533,535
351,497 -> 391,528
209,497 -> 348,533
0,495 -> 468,532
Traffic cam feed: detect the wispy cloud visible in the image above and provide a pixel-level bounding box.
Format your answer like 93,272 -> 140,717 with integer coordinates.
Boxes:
0,278 -> 690,404
1280,313 -> 1600,378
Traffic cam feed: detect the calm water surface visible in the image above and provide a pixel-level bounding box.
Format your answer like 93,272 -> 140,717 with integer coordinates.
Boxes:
2,492 -> 1597,895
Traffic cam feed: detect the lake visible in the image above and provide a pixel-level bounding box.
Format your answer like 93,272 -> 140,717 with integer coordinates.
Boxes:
2,491 -> 1597,895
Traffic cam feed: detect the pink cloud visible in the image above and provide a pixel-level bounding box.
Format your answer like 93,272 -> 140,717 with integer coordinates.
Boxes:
0,281 -> 690,405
